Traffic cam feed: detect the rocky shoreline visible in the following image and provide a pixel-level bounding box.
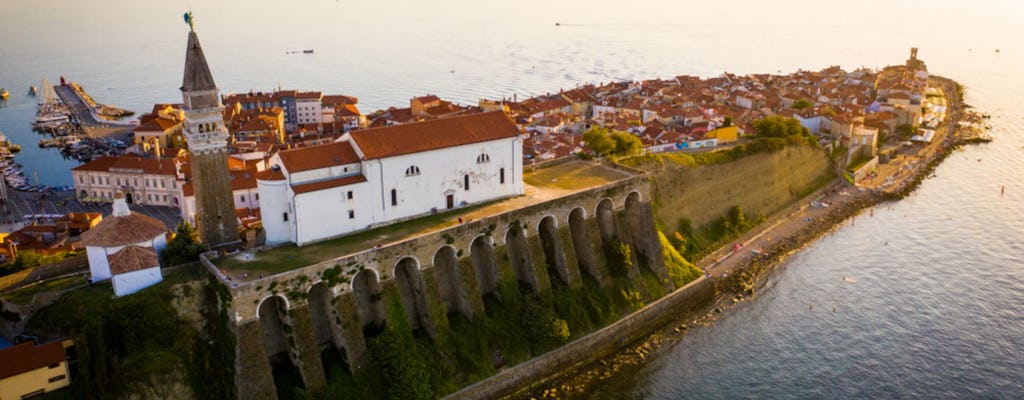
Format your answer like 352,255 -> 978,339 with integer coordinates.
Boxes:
512,75 -> 988,400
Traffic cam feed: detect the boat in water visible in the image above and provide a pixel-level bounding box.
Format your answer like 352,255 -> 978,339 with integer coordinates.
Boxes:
0,88 -> 9,100
29,86 -> 37,96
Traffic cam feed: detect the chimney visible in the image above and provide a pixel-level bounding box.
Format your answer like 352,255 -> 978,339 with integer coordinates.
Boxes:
112,191 -> 131,217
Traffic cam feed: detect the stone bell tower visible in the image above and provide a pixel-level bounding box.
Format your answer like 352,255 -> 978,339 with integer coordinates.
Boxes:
180,19 -> 239,249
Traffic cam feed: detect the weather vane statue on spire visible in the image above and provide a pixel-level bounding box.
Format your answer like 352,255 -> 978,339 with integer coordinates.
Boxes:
183,11 -> 194,31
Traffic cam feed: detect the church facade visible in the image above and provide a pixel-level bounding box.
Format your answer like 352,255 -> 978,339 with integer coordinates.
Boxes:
258,111 -> 523,246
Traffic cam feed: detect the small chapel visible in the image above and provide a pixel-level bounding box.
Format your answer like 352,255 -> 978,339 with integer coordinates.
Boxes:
81,192 -> 168,297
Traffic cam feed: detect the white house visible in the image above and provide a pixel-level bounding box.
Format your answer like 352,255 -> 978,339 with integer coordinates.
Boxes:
108,245 -> 163,297
81,192 -> 167,294
259,111 -> 523,246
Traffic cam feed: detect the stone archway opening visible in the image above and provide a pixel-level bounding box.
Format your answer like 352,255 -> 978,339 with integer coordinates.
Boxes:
394,257 -> 430,332
352,269 -> 386,337
505,223 -> 538,293
258,295 -> 304,395
538,216 -> 569,286
471,235 -> 499,299
433,245 -> 468,317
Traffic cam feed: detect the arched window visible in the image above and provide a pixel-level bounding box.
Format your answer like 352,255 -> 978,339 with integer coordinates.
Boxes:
477,153 -> 491,164
391,189 -> 398,206
464,174 -> 470,191
405,166 -> 420,176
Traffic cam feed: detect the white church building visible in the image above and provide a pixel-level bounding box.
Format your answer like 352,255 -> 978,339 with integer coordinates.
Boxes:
258,111 -> 523,246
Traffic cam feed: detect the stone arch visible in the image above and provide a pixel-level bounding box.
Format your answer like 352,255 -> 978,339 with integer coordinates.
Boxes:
433,245 -> 468,317
596,198 -> 618,245
505,223 -> 538,293
351,268 -> 386,336
569,207 -> 602,282
470,235 -> 499,297
394,257 -> 431,332
538,215 -> 569,285
258,295 -> 304,392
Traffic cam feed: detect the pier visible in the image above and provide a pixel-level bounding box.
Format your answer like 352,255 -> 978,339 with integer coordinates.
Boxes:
53,82 -> 134,137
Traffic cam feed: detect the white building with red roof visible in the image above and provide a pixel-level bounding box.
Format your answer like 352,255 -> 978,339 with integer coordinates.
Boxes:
81,192 -> 167,296
258,110 -> 523,246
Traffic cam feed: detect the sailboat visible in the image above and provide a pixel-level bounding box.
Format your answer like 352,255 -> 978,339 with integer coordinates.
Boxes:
29,86 -> 37,96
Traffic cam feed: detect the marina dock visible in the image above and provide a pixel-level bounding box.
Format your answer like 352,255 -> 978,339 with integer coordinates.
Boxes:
53,82 -> 134,137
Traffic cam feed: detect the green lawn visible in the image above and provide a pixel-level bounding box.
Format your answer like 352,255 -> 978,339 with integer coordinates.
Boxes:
218,202 -> 497,275
524,161 -> 631,191
2,275 -> 86,304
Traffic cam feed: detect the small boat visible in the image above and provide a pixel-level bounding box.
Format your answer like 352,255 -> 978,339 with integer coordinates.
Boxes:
29,86 -> 37,96
0,88 -> 9,99
303,49 -> 314,54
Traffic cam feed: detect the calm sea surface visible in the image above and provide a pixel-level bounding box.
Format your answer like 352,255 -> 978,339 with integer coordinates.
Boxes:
1,0 -> 1022,397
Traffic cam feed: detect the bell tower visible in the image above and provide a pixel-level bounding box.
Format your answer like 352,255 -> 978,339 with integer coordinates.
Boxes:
180,16 -> 239,249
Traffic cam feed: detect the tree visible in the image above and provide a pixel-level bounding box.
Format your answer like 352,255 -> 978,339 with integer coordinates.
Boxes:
753,116 -> 809,137
161,222 -> 209,266
610,131 -> 642,156
723,116 -> 733,128
582,127 -> 615,156
791,98 -> 813,110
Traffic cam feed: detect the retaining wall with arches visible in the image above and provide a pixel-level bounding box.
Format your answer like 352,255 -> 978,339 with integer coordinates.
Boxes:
202,174 -> 671,399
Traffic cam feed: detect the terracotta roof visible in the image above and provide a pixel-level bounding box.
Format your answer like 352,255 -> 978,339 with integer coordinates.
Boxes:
296,91 -> 323,100
292,174 -> 367,194
322,95 -> 358,106
349,111 -> 519,160
256,168 -> 286,181
72,156 -> 177,176
0,341 -> 66,380
107,245 -> 160,275
81,212 -> 167,248
277,140 -> 360,173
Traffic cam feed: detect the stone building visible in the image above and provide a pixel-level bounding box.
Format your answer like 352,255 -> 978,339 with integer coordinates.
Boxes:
180,26 -> 240,249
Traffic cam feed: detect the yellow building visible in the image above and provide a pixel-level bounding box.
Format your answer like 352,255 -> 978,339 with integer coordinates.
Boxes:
0,340 -> 71,399
705,126 -> 739,143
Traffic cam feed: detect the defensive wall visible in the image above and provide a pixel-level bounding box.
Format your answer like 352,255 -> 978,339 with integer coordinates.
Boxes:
200,169 -> 674,399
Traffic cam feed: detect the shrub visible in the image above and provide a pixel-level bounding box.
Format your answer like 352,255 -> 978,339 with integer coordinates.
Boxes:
161,222 -> 209,266
603,241 -> 632,277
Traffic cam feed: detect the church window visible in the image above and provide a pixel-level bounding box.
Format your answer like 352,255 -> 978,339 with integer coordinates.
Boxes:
255,194 -> 259,201
348,210 -> 355,219
347,191 -> 353,200
500,168 -> 505,184
405,166 -> 420,176
240,195 -> 246,202
477,153 -> 490,163
464,174 -> 470,191
391,189 -> 397,206
283,213 -> 289,222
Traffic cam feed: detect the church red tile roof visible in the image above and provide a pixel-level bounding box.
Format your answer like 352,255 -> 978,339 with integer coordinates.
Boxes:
107,245 -> 160,275
292,174 -> 367,194
0,341 -> 67,380
81,212 -> 167,248
349,111 -> 519,160
277,141 -> 360,173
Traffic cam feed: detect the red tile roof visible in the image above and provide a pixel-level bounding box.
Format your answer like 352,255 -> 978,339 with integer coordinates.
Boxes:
81,212 -> 167,248
0,341 -> 66,380
349,111 -> 519,160
107,245 -> 160,275
72,156 -> 177,176
256,168 -> 286,181
292,174 -> 367,194
277,140 -> 360,173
